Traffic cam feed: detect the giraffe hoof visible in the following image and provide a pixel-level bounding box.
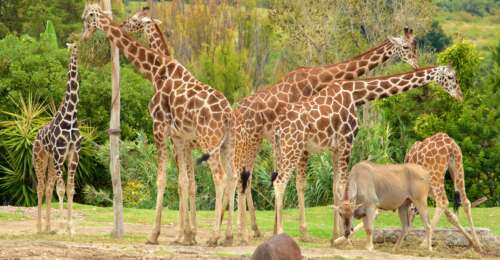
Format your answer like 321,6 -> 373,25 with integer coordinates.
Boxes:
252,229 -> 262,238
299,235 -> 313,242
206,237 -> 220,247
146,239 -> 159,245
223,236 -> 233,246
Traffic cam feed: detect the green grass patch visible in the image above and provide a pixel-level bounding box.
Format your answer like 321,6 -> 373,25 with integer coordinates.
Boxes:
437,10 -> 500,53
0,209 -> 27,221
42,203 -> 500,238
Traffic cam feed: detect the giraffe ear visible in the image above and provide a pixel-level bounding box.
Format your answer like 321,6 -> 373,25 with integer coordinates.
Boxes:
153,19 -> 163,25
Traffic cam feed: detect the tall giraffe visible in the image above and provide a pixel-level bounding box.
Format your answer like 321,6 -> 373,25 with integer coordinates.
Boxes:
120,8 -> 206,245
270,66 -> 462,243
33,43 -> 81,235
234,28 -> 418,242
82,4 -> 235,246
405,133 -> 483,252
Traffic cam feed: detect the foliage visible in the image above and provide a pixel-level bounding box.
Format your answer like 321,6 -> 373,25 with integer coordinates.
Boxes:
40,20 -> 58,49
379,41 -> 499,206
417,20 -> 452,52
82,184 -> 112,207
0,96 -> 102,206
434,0 -> 499,16
194,35 -> 252,103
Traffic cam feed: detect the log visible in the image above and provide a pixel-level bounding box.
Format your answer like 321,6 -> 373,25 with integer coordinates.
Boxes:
373,228 -> 499,247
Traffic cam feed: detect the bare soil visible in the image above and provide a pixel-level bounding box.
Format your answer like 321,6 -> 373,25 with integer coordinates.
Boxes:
0,206 -> 496,259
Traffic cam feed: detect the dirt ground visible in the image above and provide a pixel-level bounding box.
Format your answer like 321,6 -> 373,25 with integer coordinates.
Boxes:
0,206 -> 497,259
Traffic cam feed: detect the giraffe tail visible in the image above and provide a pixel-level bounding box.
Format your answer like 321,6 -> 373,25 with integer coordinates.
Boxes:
453,191 -> 461,213
448,138 -> 464,214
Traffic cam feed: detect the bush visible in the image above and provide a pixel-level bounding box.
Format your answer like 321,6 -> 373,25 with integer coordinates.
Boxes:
82,184 -> 112,207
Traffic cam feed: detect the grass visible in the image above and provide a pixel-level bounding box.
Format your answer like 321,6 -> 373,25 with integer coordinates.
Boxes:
3,203 -> 498,238
437,10 -> 500,53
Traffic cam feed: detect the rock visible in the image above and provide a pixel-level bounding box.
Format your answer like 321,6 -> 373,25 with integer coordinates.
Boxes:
373,228 -> 500,247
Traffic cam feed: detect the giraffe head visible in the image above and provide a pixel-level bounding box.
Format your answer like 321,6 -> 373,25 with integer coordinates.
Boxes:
388,27 -> 418,69
81,4 -> 111,40
121,7 -> 162,33
432,65 -> 463,101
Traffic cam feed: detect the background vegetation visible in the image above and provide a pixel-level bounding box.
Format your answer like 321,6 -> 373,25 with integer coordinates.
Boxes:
0,0 -> 498,209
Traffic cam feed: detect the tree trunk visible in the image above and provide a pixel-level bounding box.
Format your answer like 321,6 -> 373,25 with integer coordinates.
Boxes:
102,0 -> 124,238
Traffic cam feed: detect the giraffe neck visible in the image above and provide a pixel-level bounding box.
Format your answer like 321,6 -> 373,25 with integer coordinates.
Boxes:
60,46 -> 79,118
145,22 -> 171,57
349,66 -> 437,106
334,40 -> 396,79
97,15 -> 168,81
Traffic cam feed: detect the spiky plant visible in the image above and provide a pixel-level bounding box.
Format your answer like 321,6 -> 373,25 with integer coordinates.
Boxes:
0,95 -> 99,206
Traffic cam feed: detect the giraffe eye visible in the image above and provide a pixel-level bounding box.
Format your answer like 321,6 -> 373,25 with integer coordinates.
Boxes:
403,46 -> 409,50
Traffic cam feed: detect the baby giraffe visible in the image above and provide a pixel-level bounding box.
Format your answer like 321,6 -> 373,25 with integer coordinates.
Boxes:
33,43 -> 81,235
335,161 -> 433,251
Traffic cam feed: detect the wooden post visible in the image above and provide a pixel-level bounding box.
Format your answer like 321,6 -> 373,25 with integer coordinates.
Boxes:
102,0 -> 124,238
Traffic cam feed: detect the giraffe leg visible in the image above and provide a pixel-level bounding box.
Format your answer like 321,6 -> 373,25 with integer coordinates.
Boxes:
237,181 -> 249,245
221,137 -> 236,246
172,140 -> 193,245
185,147 -> 198,245
461,197 -> 483,251
273,181 -> 287,235
413,199 -> 433,251
443,207 -> 482,252
45,158 -> 60,233
296,152 -> 310,241
244,144 -> 261,239
246,175 -> 261,238
331,140 -> 353,243
147,123 -> 167,245
33,144 -> 48,233
206,151 -> 226,246
65,145 -> 80,237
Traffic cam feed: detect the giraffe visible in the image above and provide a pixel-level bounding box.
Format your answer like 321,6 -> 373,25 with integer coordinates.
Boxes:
233,27 -> 418,243
81,4 -> 236,246
270,65 -> 463,243
33,42 -> 81,235
405,133 -> 483,252
120,8 -> 205,245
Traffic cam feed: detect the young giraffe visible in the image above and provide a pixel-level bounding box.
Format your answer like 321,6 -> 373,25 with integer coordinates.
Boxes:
405,133 -> 483,252
33,43 -> 81,235
82,4 -> 235,246
120,8 -> 205,245
271,65 -> 463,243
234,28 -> 418,243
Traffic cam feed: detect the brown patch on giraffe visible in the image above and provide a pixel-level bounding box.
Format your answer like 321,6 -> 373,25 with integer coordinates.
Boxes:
147,53 -> 155,64
138,48 -> 146,61
344,73 -> 354,80
317,117 -> 329,130
111,28 -> 121,37
319,72 -> 333,82
352,90 -> 367,101
358,60 -> 368,67
346,62 -> 357,71
389,87 -> 399,95
335,72 -> 345,79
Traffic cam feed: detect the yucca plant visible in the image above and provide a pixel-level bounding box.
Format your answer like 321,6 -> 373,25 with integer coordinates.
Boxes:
0,95 -> 100,206
0,95 -> 48,205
